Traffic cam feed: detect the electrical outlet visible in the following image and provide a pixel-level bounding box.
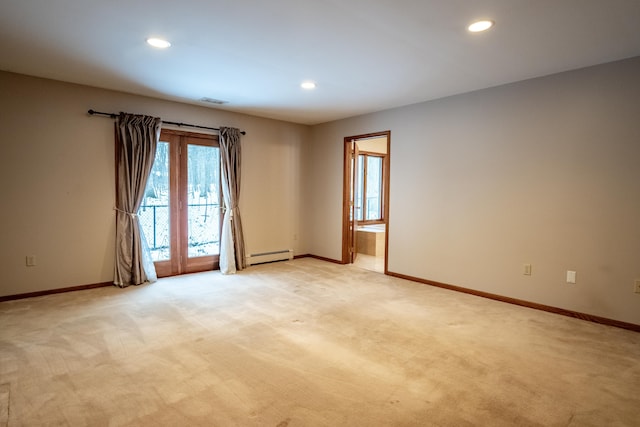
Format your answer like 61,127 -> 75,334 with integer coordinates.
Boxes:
523,264 -> 532,276
635,280 -> 640,294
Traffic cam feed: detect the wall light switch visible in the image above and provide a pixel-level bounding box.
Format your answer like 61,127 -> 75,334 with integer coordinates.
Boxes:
523,264 -> 532,276
26,255 -> 37,267
635,280 -> 640,294
566,270 -> 576,284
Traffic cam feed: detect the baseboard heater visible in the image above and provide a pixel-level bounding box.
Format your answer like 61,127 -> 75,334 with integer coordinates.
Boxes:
246,249 -> 294,266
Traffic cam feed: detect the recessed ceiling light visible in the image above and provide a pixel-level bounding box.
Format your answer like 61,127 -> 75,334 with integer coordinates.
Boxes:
468,20 -> 494,33
301,81 -> 317,90
146,37 -> 171,48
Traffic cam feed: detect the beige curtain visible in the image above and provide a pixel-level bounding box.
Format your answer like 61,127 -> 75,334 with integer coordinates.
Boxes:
113,113 -> 162,287
219,127 -> 246,274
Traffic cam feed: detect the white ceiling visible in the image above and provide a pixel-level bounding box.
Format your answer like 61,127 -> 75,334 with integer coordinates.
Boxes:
1,0 -> 639,125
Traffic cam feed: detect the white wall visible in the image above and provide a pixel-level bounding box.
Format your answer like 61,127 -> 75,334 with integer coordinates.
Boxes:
0,71 -> 310,296
307,56 -> 640,325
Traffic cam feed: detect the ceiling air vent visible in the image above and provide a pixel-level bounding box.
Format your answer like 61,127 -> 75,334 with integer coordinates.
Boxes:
199,97 -> 228,105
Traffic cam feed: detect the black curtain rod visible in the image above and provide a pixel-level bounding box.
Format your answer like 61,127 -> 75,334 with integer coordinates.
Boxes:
87,109 -> 246,135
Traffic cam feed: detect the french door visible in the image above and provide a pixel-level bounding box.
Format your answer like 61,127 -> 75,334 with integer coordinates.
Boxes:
138,129 -> 221,277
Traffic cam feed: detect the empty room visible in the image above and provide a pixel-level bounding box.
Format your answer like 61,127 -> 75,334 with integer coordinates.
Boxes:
1,1 -> 640,426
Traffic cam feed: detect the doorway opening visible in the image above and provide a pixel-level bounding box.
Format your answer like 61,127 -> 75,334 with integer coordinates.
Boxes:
342,131 -> 390,273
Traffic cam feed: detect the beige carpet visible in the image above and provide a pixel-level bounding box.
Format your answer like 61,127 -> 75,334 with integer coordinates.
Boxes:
1,258 -> 639,426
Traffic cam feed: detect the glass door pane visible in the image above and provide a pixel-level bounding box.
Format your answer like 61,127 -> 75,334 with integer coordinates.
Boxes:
187,144 -> 221,258
139,141 -> 170,261
365,156 -> 383,220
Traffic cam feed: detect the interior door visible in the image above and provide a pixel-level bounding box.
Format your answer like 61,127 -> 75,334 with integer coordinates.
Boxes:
349,140 -> 360,263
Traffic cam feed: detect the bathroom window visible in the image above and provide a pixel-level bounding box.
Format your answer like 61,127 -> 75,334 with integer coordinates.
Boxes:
355,153 -> 384,222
